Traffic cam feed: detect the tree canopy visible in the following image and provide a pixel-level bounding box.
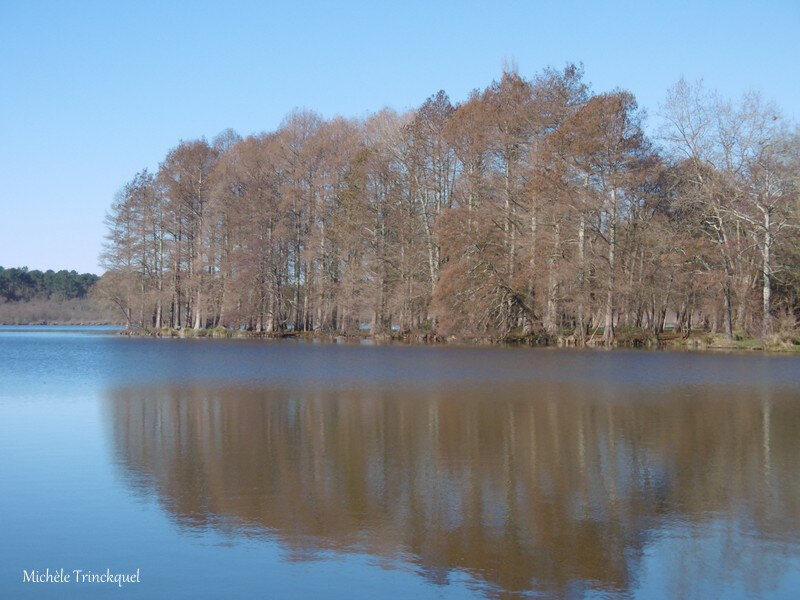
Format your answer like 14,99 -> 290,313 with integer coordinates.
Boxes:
99,66 -> 800,342
0,267 -> 99,302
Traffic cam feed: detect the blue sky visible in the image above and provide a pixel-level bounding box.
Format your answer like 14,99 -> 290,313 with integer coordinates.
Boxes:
1,0 -> 798,274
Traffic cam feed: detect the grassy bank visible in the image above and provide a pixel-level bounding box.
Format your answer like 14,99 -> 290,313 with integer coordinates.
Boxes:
120,325 -> 800,353
125,326 -> 439,344
662,331 -> 800,353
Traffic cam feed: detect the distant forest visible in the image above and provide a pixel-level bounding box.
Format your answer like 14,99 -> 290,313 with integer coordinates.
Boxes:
99,65 -> 800,343
0,267 -> 111,325
0,267 -> 98,302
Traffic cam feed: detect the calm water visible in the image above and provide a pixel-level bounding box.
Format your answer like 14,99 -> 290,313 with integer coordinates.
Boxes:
1,326 -> 799,599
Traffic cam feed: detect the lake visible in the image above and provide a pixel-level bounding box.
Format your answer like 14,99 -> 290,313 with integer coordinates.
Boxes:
1,326 -> 799,599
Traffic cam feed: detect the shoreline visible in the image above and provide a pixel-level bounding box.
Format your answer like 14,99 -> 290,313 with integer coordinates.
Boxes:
114,326 -> 800,354
0,321 -> 120,326
5,322 -> 798,354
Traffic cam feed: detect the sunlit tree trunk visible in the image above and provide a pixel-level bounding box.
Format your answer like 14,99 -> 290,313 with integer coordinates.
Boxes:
761,208 -> 772,337
603,188 -> 617,344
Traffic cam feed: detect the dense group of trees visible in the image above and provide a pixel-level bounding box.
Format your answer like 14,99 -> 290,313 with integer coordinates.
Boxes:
0,266 -> 98,302
100,66 -> 800,342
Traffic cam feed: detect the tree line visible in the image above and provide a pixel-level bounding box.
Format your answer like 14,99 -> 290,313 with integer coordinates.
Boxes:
99,65 -> 800,343
0,266 -> 99,302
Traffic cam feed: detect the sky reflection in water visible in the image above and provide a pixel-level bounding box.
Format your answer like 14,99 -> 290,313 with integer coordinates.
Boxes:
1,326 -> 799,598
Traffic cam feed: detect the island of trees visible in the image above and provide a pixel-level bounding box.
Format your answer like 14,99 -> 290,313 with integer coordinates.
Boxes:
98,65 -> 800,347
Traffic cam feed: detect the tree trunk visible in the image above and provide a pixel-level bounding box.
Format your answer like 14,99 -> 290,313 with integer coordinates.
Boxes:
603,188 -> 617,344
723,282 -> 734,339
762,210 -> 772,338
545,222 -> 560,336
576,212 -> 586,343
194,288 -> 202,330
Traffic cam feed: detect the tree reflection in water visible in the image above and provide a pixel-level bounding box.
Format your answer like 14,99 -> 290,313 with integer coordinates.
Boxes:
107,382 -> 800,597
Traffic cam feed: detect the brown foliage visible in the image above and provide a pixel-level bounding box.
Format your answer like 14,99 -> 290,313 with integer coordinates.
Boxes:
101,68 -> 800,342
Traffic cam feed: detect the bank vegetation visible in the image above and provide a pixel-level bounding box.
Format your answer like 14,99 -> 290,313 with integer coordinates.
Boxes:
97,66 -> 800,347
0,267 -> 115,324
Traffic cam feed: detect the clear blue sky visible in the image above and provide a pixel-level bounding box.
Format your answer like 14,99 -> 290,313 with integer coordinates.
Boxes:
1,0 -> 798,274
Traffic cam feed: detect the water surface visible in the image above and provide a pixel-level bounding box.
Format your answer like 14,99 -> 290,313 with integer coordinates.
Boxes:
1,326 -> 799,598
